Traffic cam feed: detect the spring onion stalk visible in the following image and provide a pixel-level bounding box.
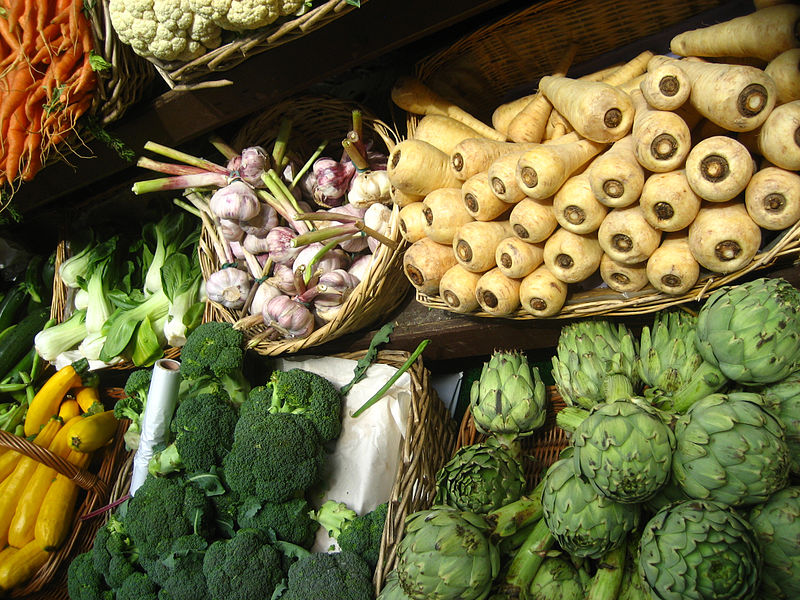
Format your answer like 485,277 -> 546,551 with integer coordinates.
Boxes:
136,157 -> 208,176
292,221 -> 396,249
208,134 -> 238,161
302,238 -> 345,285
272,118 -> 292,168
352,339 -> 430,417
342,139 -> 369,171
173,198 -> 202,218
132,172 -> 230,195
291,139 -> 328,189
264,169 -> 304,214
143,141 -> 229,174
295,211 -> 360,223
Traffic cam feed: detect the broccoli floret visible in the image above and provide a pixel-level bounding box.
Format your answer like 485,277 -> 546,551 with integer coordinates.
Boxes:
338,502 -> 389,571
237,496 -> 318,548
149,392 -> 238,477
124,475 -> 214,562
91,513 -> 139,589
281,550 -> 375,600
202,528 -> 285,600
224,409 -> 324,503
312,500 -> 357,539
116,571 -> 160,600
179,322 -> 250,406
67,551 -> 113,600
140,534 -> 210,600
267,368 -> 343,443
116,368 -> 152,450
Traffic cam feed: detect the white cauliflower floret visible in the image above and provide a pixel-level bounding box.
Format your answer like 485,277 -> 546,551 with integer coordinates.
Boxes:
109,0 -> 222,62
187,0 -> 306,32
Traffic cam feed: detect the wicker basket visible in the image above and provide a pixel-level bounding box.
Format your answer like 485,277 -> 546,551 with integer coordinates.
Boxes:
199,96 -> 410,357
142,0 -> 369,89
0,388 -> 132,599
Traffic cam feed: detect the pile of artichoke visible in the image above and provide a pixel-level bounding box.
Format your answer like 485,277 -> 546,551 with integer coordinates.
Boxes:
378,277 -> 800,600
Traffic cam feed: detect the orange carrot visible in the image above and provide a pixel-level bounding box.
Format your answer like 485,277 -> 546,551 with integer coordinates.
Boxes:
0,65 -> 34,136
5,103 -> 29,183
6,0 -> 24,35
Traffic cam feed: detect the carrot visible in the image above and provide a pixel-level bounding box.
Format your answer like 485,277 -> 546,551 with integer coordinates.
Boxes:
487,149 -> 531,205
519,265 -> 567,317
765,48 -> 800,104
403,237 -> 458,296
741,99 -> 800,171
670,5 -> 800,63
744,166 -> 800,231
398,202 -> 427,244
509,198 -> 558,244
438,264 -> 482,314
6,0 -> 24,34
475,267 -> 522,316
412,114 -> 484,155
0,65 -> 34,137
461,171 -> 510,222
597,205 -> 662,266
688,201 -> 761,274
542,227 -> 603,284
646,233 -> 700,296
386,139 -> 460,196
685,135 -> 755,202
648,55 -> 776,132
421,187 -> 474,244
538,75 -> 634,143
586,135 -> 644,208
450,138 -> 535,182
553,171 -> 607,235
630,88 -> 692,173
453,220 -> 514,273
391,77 -> 506,141
640,170 -> 701,233
600,254 -> 649,294
4,102 -> 28,183
640,58 -> 691,111
495,236 -> 544,279
492,93 -> 537,136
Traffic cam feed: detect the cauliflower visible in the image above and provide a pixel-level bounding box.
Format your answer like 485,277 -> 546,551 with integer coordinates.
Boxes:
109,0 -> 222,62
187,0 -> 306,32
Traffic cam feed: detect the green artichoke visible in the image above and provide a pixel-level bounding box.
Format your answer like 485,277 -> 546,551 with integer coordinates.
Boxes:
551,320 -> 640,409
528,556 -> 584,600
395,506 -> 500,600
672,392 -> 790,507
378,570 -> 413,600
470,350 -> 547,445
435,437 -> 526,513
642,473 -> 691,515
573,398 -> 676,503
748,486 -> 800,600
695,277 -> 800,386
759,372 -> 800,474
541,453 -> 640,560
638,499 -> 762,600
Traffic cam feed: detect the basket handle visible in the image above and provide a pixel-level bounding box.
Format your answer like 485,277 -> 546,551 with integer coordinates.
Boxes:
0,429 -> 108,496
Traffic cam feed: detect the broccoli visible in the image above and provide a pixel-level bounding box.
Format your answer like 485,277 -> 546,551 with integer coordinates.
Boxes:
67,551 -> 113,600
236,496 -> 318,548
281,550 -> 376,600
139,534 -> 210,600
312,500 -> 357,539
202,528 -> 285,600
124,475 -> 214,562
179,322 -> 250,406
91,513 -> 139,589
210,489 -> 240,539
337,502 -> 389,571
116,571 -> 160,600
266,368 -> 343,443
149,391 -> 238,477
224,409 -> 324,503
116,368 -> 152,450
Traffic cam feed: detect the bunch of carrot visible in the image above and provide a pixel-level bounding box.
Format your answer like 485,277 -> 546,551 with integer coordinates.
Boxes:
0,0 -> 98,198
390,4 -> 800,319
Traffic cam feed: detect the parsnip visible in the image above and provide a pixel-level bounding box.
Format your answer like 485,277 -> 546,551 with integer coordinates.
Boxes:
543,228 -> 603,283
398,202 -> 428,243
553,171 -> 608,234
453,220 -> 514,273
387,139 -> 461,195
516,136 -> 606,200
744,166 -> 800,230
586,135 -> 645,208
599,254 -> 649,293
630,88 -> 692,173
462,171 -> 510,222
765,48 -> 800,104
422,187 -> 474,244
403,237 -> 458,296
492,93 -> 538,135
390,186 -> 424,208
412,114 -> 485,155
688,201 -> 762,274
598,205 -> 662,265
475,268 -> 522,316
602,51 -> 656,87
544,109 -> 574,141
488,150 -> 530,204
495,236 -> 545,279
743,99 -> 800,170
640,58 -> 691,111
438,264 -> 482,314
451,139 -> 536,181
519,265 -> 568,317
639,170 -> 702,232
685,135 -> 756,202
646,233 -> 700,296
509,198 -> 558,243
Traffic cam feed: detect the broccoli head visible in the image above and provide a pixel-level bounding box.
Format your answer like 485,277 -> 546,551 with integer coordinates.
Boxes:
203,528 -> 285,600
91,513 -> 139,589
149,391 -> 238,476
312,500 -> 357,539
67,551 -> 113,600
281,550 -> 375,600
124,475 -> 214,562
224,410 -> 324,503
116,368 -> 152,450
179,322 -> 250,406
139,534 -> 210,600
116,571 -> 160,600
236,496 -> 318,548
337,502 -> 389,571
267,368 -> 343,443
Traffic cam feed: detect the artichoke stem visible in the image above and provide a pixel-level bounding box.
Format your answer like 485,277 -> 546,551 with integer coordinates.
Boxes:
670,361 -> 728,413
486,480 -> 544,540
603,373 -> 634,403
556,406 -> 589,434
586,543 -> 627,600
497,519 -> 554,596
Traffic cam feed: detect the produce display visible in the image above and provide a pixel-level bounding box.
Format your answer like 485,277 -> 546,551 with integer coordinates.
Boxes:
392,4 -> 800,318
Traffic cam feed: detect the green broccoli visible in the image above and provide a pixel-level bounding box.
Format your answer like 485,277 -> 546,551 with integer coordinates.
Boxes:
312,500 -> 357,539
202,528 -> 285,600
338,502 -> 389,571
139,534 -> 210,600
115,368 -> 152,450
91,513 -> 139,589
116,571 -> 160,600
224,409 -> 324,503
67,551 -> 113,600
267,368 -> 343,443
148,391 -> 238,477
124,475 -> 214,562
179,322 -> 250,406
210,489 -> 240,539
236,496 -> 318,548
281,550 -> 376,600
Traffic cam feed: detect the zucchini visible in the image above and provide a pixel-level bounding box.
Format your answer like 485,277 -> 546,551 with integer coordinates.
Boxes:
0,286 -> 27,332
34,450 -> 91,551
0,539 -> 51,591
24,358 -> 89,438
0,308 -> 49,384
66,410 -> 117,453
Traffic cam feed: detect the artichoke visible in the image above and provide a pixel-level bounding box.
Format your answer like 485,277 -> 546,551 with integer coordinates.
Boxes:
395,506 -> 500,600
435,437 -> 526,513
528,556 -> 584,600
747,486 -> 800,600
638,499 -> 762,600
572,398 -> 676,503
759,372 -> 800,474
469,350 -> 547,445
551,320 -> 640,409
541,453 -> 640,560
378,570 -> 413,600
695,277 -> 800,386
672,392 -> 790,507
642,473 -> 691,515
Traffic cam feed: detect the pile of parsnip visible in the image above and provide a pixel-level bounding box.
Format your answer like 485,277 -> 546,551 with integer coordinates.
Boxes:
390,3 -> 800,318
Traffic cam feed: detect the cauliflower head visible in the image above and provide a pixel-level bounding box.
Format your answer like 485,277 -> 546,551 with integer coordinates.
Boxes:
109,0 -> 222,62
187,0 -> 306,32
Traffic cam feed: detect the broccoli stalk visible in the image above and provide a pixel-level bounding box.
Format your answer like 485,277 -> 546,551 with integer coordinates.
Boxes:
312,500 -> 357,539
312,500 -> 389,570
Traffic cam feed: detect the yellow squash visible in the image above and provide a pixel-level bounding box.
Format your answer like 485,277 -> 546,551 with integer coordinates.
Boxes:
0,539 -> 51,591
0,418 -> 62,483
66,410 -> 118,453
24,360 -> 92,437
72,386 -> 103,414
58,399 -> 81,421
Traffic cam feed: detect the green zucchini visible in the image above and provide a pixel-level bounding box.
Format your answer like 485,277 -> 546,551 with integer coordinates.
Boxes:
0,308 -> 49,382
0,286 -> 27,332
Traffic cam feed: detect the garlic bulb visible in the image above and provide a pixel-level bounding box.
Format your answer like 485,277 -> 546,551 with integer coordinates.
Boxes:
249,281 -> 282,316
205,267 -> 251,309
297,269 -> 360,308
243,233 -> 270,255
293,244 -> 349,279
229,241 -> 245,259
266,226 -> 300,264
347,170 -> 392,209
348,254 -> 373,282
219,218 -> 244,242
364,202 -> 393,253
326,205 -> 369,253
210,180 -> 260,221
263,295 -> 314,339
240,203 -> 278,236
239,146 -> 269,187
270,263 -> 297,295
